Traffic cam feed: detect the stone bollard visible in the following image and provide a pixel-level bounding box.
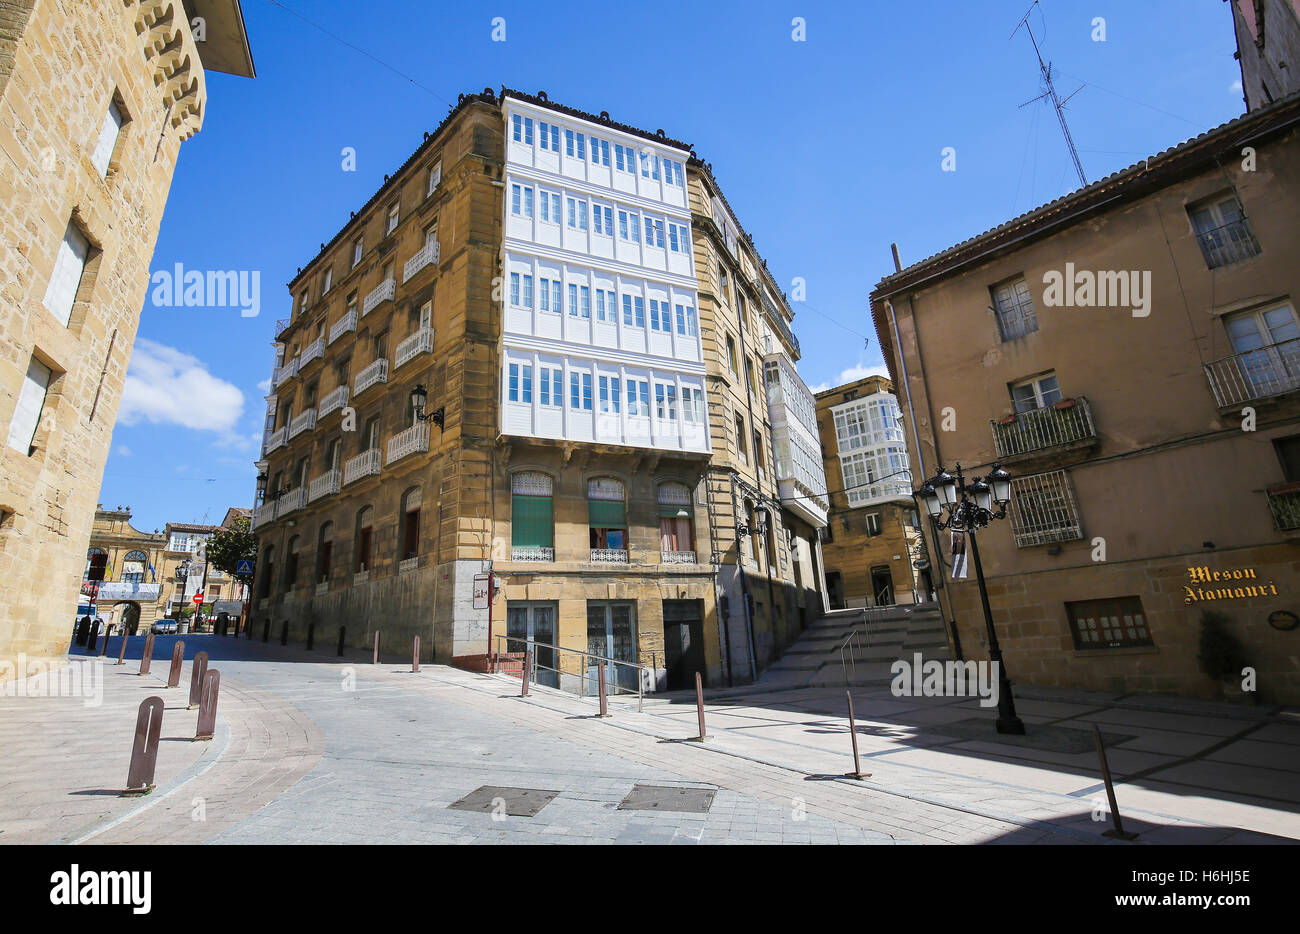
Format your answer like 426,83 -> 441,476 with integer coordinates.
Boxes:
138,632 -> 155,676
194,670 -> 220,741
596,663 -> 611,718
166,641 -> 185,688
188,651 -> 209,709
123,697 -> 164,795
412,635 -> 420,673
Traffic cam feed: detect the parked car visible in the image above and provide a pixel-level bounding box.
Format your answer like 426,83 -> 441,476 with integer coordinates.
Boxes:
151,620 -> 178,634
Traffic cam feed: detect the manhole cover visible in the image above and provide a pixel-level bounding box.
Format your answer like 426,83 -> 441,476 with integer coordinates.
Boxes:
449,785 -> 560,817
618,784 -> 716,813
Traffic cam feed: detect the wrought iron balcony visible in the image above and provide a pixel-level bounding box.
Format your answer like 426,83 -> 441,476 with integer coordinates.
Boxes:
342,448 -> 382,485
252,502 -> 276,529
991,396 -> 1097,459
264,426 -> 287,454
362,278 -> 395,317
307,468 -> 341,503
386,423 -> 429,465
276,487 -> 305,517
661,550 -> 696,564
1195,219 -> 1259,270
287,408 -> 316,440
275,317 -> 289,335
403,241 -> 440,283
329,309 -> 357,344
510,546 -> 554,562
395,328 -> 435,369
1203,338 -> 1300,408
399,556 -> 420,573
318,384 -> 349,418
299,336 -> 325,368
590,548 -> 629,564
354,358 -> 389,396
1266,482 -> 1300,532
272,356 -> 299,388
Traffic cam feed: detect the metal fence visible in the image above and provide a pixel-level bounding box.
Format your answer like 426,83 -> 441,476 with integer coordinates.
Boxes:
991,397 -> 1096,458
492,635 -> 650,711
1203,338 -> 1300,407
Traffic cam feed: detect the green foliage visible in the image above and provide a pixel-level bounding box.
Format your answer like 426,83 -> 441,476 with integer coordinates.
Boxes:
206,516 -> 257,587
1197,610 -> 1248,683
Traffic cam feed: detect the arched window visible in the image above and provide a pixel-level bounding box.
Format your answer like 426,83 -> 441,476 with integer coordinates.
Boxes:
401,487 -> 422,562
511,472 -> 554,562
85,548 -> 108,581
121,550 -> 148,583
283,536 -> 300,592
355,506 -> 374,572
258,544 -> 275,599
316,522 -> 334,584
657,483 -> 694,561
588,478 -> 627,560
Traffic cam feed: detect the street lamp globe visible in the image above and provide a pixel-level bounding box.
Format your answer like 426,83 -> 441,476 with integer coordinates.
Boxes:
932,469 -> 958,508
410,383 -> 428,418
970,477 -> 993,513
988,465 -> 1013,504
915,482 -> 942,519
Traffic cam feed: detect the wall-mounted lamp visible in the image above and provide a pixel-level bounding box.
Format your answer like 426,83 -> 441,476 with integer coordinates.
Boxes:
410,384 -> 445,429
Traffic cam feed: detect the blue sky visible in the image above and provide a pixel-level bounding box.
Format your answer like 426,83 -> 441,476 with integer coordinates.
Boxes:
101,0 -> 1246,531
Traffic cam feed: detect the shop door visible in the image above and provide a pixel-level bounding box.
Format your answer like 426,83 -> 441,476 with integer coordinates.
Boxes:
663,600 -> 705,691
506,601 -> 558,688
586,602 -> 638,694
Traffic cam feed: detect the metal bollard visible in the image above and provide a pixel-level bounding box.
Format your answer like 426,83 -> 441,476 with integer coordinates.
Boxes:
87,624 -> 99,654
844,690 -> 870,779
412,634 -> 420,673
123,697 -> 164,795
1093,724 -> 1138,839
596,662 -> 611,718
138,631 -> 155,676
166,641 -> 185,688
194,670 -> 220,741
116,629 -> 129,665
98,626 -> 110,656
692,671 -> 708,741
521,647 -> 532,697
188,651 -> 209,709
373,631 -> 379,665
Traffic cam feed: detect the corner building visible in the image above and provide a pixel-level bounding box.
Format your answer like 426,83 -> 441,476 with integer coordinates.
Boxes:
253,88 -> 826,688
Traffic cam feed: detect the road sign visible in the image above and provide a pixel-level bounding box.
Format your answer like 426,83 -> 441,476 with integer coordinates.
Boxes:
235,558 -> 255,576
192,593 -> 204,605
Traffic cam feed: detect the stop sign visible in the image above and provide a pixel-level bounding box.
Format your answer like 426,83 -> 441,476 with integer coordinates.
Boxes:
192,593 -> 204,605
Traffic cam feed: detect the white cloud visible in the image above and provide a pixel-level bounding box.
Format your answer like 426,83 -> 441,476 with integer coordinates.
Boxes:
119,339 -> 246,443
809,361 -> 891,394
1230,79 -> 1243,94
115,444 -> 131,457
257,378 -> 272,393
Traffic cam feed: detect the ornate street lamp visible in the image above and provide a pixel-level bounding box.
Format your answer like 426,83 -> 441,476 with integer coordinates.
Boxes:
174,558 -> 190,621
410,384 -> 445,429
914,462 -> 1025,735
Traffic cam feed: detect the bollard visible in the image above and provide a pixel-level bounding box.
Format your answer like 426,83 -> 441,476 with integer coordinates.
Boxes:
98,626 -> 111,656
306,621 -> 315,651
123,697 -> 164,795
521,647 -> 532,697
194,670 -> 221,741
116,629 -> 129,665
262,620 -> 269,643
138,631 -> 155,676
337,626 -> 346,657
596,662 -> 611,718
86,624 -> 98,654
373,631 -> 379,665
690,672 -> 709,741
188,651 -> 209,709
280,620 -> 288,646
412,634 -> 420,673
166,640 -> 185,688
1092,724 -> 1138,840
844,690 -> 870,779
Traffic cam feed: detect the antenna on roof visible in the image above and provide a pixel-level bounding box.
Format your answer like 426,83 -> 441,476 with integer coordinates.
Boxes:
1012,1 -> 1087,188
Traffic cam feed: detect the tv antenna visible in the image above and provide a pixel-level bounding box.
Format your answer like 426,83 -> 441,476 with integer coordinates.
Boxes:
1012,1 -> 1087,188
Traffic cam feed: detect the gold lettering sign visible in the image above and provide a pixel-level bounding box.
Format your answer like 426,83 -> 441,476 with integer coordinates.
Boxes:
1183,566 -> 1280,604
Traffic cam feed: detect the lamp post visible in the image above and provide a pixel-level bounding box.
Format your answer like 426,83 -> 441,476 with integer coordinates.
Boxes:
409,384 -> 445,429
914,463 -> 1025,735
174,559 -> 189,623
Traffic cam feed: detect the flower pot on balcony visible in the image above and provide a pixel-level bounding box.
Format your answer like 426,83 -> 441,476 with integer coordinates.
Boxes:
997,415 -> 1017,425
1053,399 -> 1076,411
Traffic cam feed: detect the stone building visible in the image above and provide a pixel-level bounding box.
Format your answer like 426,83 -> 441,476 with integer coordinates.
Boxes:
815,375 -> 927,609
1228,0 -> 1300,111
0,1 -> 253,676
251,88 -> 827,688
869,93 -> 1300,703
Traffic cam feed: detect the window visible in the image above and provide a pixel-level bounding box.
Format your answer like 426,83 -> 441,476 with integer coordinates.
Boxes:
991,276 -> 1038,341
1275,435 -> 1300,482
512,472 -> 554,556
591,137 -> 611,166
1189,194 -> 1259,268
658,483 -> 694,556
841,445 -> 910,505
594,288 -> 616,322
538,122 -> 560,152
598,375 -> 621,414
283,536 -> 300,592
1224,302 -> 1299,354
668,222 -> 690,253
258,545 -> 275,598
568,283 -> 590,318
355,507 -> 373,571
592,203 -> 614,236
726,335 -> 738,375
639,151 -> 660,180
588,478 -> 626,551
655,383 -> 677,420
538,276 -> 555,312
1009,469 -> 1084,547
618,210 -> 640,242
322,267 -> 332,295
681,387 -> 704,424
570,371 -> 593,410
364,415 -> 380,452
538,189 -> 561,224
42,221 -> 90,326
566,197 -> 588,230
626,379 -> 650,416
735,416 -> 748,463
511,184 -> 534,218
1067,596 -> 1152,649
90,97 -> 123,176
426,161 -> 441,195
674,303 -> 698,337
401,488 -> 421,561
120,551 -> 148,584
1010,372 -> 1062,413
753,429 -> 765,473
386,202 -> 399,234
621,294 -> 645,328
6,356 -> 52,455
565,129 -> 586,159
352,237 -> 363,267
511,114 -> 534,145
865,513 -> 882,536
643,217 -> 665,248
317,522 -> 334,583
649,299 -> 670,332
509,272 -> 534,309
538,366 -> 562,406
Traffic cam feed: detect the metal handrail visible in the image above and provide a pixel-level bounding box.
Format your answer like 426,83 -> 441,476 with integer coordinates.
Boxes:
492,634 -> 649,712
839,627 -> 865,686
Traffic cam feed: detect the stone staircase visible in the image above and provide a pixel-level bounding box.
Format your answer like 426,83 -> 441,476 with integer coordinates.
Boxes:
756,603 -> 953,689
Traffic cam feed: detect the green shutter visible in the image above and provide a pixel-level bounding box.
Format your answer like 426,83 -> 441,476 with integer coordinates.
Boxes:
588,499 -> 626,528
511,494 -> 553,547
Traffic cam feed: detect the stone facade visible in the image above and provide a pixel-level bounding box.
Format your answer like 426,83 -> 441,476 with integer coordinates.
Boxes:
870,95 -> 1300,704
1228,0 -> 1300,111
0,1 -> 251,678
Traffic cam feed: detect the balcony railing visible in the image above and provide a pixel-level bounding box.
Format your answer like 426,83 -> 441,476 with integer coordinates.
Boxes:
511,546 -> 554,562
590,549 -> 629,564
277,487 -> 305,517
1204,339 -> 1300,407
354,358 -> 389,396
273,357 -> 298,388
399,556 -> 420,574
403,241 -> 440,282
299,336 -> 325,368
287,408 -> 316,440
343,448 -> 382,485
275,317 -> 289,335
252,502 -> 275,530
761,289 -> 799,356
1266,482 -> 1300,531
307,468 -> 341,503
264,426 -> 287,454
318,384 -> 349,418
991,396 -> 1096,459
386,423 -> 429,464
395,328 -> 435,369
661,550 -> 696,564
362,278 -> 395,317
1009,470 -> 1084,548
1195,219 -> 1259,270
329,309 -> 357,344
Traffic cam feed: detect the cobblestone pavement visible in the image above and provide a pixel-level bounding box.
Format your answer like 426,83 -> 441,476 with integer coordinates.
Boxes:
3,633 -> 1294,845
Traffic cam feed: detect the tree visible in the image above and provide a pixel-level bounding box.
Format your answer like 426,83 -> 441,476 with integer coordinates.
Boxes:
206,516 -> 257,588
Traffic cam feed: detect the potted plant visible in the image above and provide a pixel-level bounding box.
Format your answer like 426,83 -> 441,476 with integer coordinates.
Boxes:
1053,398 -> 1076,411
1197,609 -> 1252,702
996,414 -> 1017,425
